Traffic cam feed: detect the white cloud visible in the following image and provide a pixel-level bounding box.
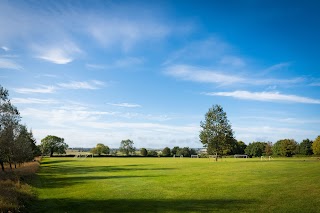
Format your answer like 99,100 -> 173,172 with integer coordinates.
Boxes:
14,86 -> 56,94
1,46 -> 9,51
87,17 -> 170,51
58,80 -> 105,90
206,90 -> 320,104
12,98 -> 59,104
164,64 -> 245,85
0,57 -> 22,70
34,42 -> 82,64
108,103 -> 142,108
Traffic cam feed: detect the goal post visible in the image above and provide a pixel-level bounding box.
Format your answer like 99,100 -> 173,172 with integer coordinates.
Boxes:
191,155 -> 199,158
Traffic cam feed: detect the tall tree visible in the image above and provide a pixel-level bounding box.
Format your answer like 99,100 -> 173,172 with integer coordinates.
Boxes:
273,139 -> 297,157
299,139 -> 313,155
40,135 -> 68,157
312,136 -> 320,155
119,139 -> 135,155
140,148 -> 148,156
245,142 -> 267,157
199,105 -> 234,161
162,147 -> 171,157
0,86 -> 20,171
91,143 -> 110,156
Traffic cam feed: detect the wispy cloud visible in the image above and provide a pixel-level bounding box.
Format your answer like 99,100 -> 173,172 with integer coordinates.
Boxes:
86,57 -> 144,70
205,90 -> 320,104
12,98 -> 59,104
164,64 -> 245,85
58,80 -> 105,90
1,46 -> 9,51
14,86 -> 56,94
0,57 -> 22,70
108,103 -> 142,108
34,42 -> 82,64
87,17 -> 170,51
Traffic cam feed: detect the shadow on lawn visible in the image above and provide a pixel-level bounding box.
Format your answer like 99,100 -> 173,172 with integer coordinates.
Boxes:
33,174 -> 158,189
29,198 -> 256,213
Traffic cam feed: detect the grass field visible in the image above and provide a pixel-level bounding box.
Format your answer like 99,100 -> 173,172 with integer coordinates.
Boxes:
29,157 -> 320,213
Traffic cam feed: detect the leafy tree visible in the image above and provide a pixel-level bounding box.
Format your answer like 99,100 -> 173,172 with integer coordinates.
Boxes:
245,142 -> 266,157
199,105 -> 235,160
171,146 -> 179,156
273,139 -> 297,157
231,140 -> 247,155
265,142 -> 273,156
312,136 -> 320,155
91,143 -> 109,156
299,139 -> 313,155
40,135 -> 68,157
148,150 -> 158,157
162,147 -> 171,157
0,86 -> 21,171
176,147 -> 196,157
140,148 -> 148,156
119,139 -> 135,155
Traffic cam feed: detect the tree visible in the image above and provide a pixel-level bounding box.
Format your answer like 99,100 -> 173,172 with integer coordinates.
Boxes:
265,142 -> 273,156
312,136 -> 320,155
299,139 -> 313,155
162,147 -> 171,157
231,140 -> 247,155
140,148 -> 148,156
40,135 -> 68,157
245,142 -> 266,157
199,105 -> 235,161
91,143 -> 109,156
119,139 -> 135,155
273,139 -> 297,157
148,150 -> 158,157
171,146 -> 179,156
0,85 -> 21,171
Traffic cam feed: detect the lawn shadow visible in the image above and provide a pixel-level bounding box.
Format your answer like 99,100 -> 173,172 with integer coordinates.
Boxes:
31,174 -> 158,189
29,198 -> 257,213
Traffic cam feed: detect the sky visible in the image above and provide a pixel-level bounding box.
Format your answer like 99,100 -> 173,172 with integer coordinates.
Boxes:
1,0 -> 320,148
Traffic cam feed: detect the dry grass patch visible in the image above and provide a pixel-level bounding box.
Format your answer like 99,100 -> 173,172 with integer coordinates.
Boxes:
0,159 -> 40,213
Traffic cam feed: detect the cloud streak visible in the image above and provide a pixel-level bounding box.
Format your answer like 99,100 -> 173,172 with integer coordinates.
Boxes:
14,86 -> 56,94
108,103 -> 142,108
0,57 -> 22,70
206,90 -> 320,104
58,80 -> 105,90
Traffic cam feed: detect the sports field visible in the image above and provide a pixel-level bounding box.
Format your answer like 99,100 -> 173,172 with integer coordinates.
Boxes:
29,157 -> 320,212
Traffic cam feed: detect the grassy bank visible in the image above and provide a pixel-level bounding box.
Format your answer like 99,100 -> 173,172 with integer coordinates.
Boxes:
29,157 -> 320,212
0,160 -> 39,212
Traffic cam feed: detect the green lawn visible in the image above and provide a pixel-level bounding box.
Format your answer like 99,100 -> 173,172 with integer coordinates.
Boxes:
29,157 -> 320,213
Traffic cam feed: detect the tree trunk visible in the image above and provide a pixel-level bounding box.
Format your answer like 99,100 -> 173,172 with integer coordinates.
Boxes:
0,161 -> 4,172
50,151 -> 54,157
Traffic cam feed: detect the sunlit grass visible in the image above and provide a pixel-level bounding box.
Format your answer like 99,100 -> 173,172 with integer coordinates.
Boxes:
29,157 -> 320,212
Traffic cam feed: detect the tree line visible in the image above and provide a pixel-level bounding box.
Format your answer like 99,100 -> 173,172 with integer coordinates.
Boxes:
199,104 -> 320,160
0,86 -> 40,171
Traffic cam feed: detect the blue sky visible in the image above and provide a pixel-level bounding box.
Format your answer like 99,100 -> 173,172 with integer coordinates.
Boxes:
1,0 -> 320,148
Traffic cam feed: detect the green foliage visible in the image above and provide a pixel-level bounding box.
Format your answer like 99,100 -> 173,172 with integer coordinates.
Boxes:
171,146 -> 179,155
119,139 -> 135,155
273,139 -> 297,157
299,139 -> 313,155
147,150 -> 158,157
265,142 -> 273,156
162,147 -> 171,157
245,142 -> 266,157
40,135 -> 68,157
140,148 -> 148,156
231,140 -> 247,154
91,143 -> 109,156
0,85 -> 36,171
199,105 -> 234,156
312,136 -> 320,155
